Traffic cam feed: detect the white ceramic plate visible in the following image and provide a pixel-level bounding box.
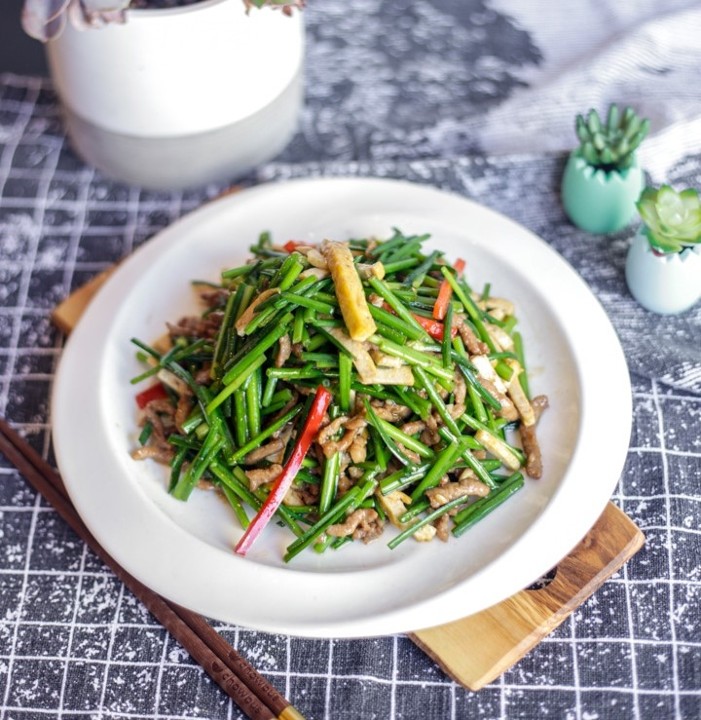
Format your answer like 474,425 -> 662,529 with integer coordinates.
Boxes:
52,177 -> 631,638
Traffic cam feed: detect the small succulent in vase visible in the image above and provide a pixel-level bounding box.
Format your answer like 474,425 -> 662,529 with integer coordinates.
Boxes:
625,185 -> 701,314
22,0 -> 303,41
561,104 -> 650,234
575,105 -> 649,173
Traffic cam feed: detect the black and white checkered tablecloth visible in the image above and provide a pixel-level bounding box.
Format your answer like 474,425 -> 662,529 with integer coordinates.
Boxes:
1,1 -> 700,718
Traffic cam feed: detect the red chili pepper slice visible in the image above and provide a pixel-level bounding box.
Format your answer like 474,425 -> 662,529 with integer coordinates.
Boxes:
381,302 -> 456,341
413,314 -> 457,341
433,258 -> 466,320
234,385 -> 333,556
135,383 -> 168,409
283,240 -> 302,253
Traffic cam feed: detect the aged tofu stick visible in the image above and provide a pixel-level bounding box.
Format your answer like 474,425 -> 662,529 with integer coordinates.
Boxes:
321,239 -> 377,341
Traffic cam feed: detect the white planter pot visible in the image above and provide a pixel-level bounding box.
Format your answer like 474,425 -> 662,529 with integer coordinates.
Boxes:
625,231 -> 701,314
45,0 -> 304,189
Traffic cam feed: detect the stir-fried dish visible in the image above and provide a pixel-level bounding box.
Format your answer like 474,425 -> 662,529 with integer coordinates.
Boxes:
130,230 -> 548,560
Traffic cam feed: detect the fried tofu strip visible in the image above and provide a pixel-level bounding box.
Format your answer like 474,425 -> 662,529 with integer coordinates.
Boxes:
505,359 -> 535,427
321,240 -> 377,342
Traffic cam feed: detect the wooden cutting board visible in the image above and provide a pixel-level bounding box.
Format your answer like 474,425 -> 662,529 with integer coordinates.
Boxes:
52,268 -> 644,692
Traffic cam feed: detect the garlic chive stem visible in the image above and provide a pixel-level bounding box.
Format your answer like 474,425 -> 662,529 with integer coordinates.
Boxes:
274,255 -> 305,291
440,267 -> 497,352
513,331 -> 530,399
245,366 -> 262,439
261,375 -> 278,407
229,406 -> 302,464
210,461 -> 304,537
442,301 -> 453,369
400,498 -> 430,523
364,401 -> 414,467
299,353 -> 338,367
221,316 -> 292,385
292,309 -> 305,344
171,432 -> 225,501
458,445 -> 498,489
367,304 -> 426,341
267,367 -> 329,381
452,472 -> 524,537
318,452 -> 341,516
388,490 -> 475,549
450,338 -> 502,411
436,426 -> 482,452
382,257 -> 420,274
129,337 -> 209,385
284,488 -> 361,562
207,353 -> 268,413
394,386 -> 431,419
211,291 -> 239,380
409,439 -> 469,503
404,250 -> 441,287
233,389 -> 248,447
379,463 -> 431,495
467,382 -> 488,424
413,366 -> 461,438
338,352 -> 353,412
221,485 -> 250,530
460,413 -> 526,465
281,292 -> 336,314
367,277 -> 431,340
376,417 -> 435,459
373,336 -> 454,382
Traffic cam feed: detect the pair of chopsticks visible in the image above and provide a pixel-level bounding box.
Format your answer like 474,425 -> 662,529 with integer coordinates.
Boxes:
0,417 -> 305,720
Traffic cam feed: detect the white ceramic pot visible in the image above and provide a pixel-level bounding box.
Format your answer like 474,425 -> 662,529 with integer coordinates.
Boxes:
625,231 -> 701,314
45,0 -> 304,189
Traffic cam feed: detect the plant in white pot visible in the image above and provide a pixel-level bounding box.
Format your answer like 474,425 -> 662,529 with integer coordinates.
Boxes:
625,184 -> 701,315
561,104 -> 649,234
21,0 -> 305,190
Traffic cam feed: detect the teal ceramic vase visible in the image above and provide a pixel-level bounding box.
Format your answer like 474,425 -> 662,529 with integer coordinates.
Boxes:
625,231 -> 701,314
561,151 -> 644,234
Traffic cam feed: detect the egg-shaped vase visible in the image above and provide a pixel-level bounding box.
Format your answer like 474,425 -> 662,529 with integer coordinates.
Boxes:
625,231 -> 701,314
45,0 -> 304,190
561,151 -> 644,234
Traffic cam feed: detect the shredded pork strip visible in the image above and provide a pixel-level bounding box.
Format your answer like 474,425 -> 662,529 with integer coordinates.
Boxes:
453,315 -> 489,355
245,438 -> 286,464
371,400 -> 412,422
167,315 -> 221,339
174,394 -> 193,430
139,399 -> 176,451
425,476 -> 490,509
520,394 -> 549,479
275,334 -> 292,368
326,509 -> 383,543
131,445 -> 174,463
245,464 -> 283,491
318,414 -> 368,459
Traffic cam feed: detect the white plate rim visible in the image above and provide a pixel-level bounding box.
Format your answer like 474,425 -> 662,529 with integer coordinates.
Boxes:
51,176 -> 632,638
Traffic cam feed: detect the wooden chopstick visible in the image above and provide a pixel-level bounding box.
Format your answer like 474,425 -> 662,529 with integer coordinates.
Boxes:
0,417 -> 306,720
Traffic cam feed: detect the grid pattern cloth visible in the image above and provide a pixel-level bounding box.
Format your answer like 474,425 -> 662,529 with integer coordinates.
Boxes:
1,1 -> 701,716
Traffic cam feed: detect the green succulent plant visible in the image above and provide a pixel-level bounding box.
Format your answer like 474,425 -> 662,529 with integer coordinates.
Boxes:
23,0 -> 304,42
637,185 -> 701,254
246,0 -> 304,9
575,104 -> 650,172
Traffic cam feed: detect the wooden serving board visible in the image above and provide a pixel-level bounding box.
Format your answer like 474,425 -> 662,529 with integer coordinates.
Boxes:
410,502 -> 643,689
52,267 -> 116,335
52,267 -> 644,692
